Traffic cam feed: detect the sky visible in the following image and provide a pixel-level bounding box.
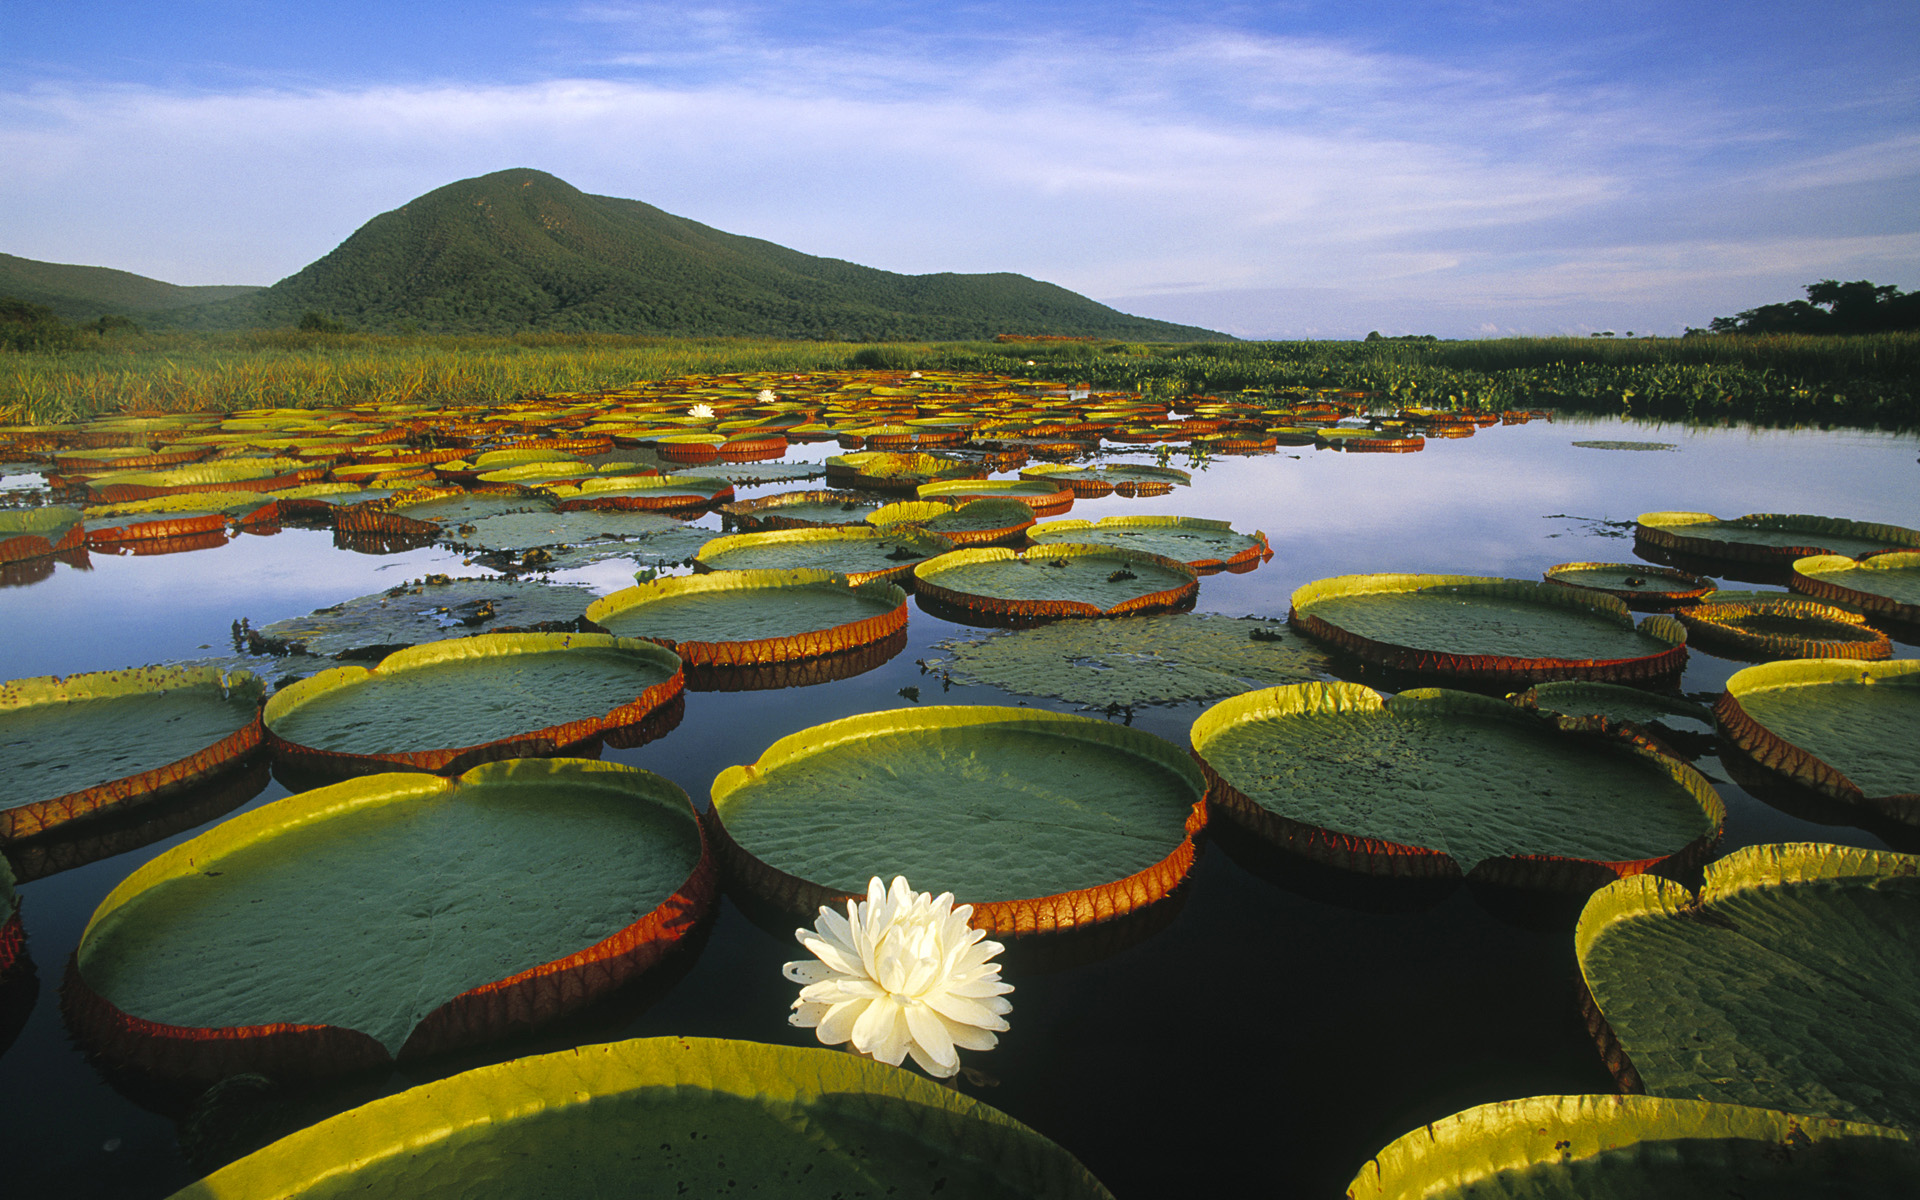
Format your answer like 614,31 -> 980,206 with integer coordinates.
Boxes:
3,1 -> 1916,338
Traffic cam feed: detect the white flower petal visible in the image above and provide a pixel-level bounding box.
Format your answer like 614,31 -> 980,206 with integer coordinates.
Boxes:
904,1004 -> 959,1075
783,960 -> 835,985
816,997 -> 870,1047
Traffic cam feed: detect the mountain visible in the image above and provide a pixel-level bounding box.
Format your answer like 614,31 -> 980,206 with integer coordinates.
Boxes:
176,168 -> 1224,340
0,252 -> 260,322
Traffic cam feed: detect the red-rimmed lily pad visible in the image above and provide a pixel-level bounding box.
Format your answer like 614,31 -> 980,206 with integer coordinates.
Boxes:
1289,573 -> 1688,685
1791,552 -> 1920,627
1714,659 -> 1920,826
1674,597 -> 1891,661
1543,561 -> 1715,609
1636,511 -> 1920,563
912,544 -> 1199,624
915,478 -> 1075,516
1027,515 -> 1271,572
586,569 -> 909,668
1,666 -> 264,842
83,491 -> 280,545
263,633 -> 684,777
1349,1093 -> 1920,1199
708,705 -> 1207,936
1576,842 -> 1920,1128
1511,680 -> 1715,759
824,451 -> 986,491
868,497 -> 1037,547
1190,682 -> 1723,889
719,489 -> 885,531
543,474 -> 735,512
694,525 -> 953,586
0,506 -> 85,565
63,758 -> 716,1084
169,1036 -> 1113,1199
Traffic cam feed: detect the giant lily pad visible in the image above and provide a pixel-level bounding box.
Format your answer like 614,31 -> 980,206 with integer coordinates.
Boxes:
542,473 -> 734,512
0,505 -> 85,565
1511,681 -> 1715,759
913,545 -> 1199,623
915,478 -> 1075,516
824,451 -> 986,491
65,759 -> 715,1083
1636,512 -> 1920,563
868,498 -> 1037,547
1348,1093 -> 1920,1199
248,577 -> 600,659
694,525 -> 953,586
1715,659 -> 1920,825
86,458 -> 326,503
1,666 -> 264,842
1289,574 -> 1688,685
1190,683 -> 1723,887
586,570 -> 909,667
1576,842 -> 1920,1128
1791,552 -> 1920,627
169,1036 -> 1112,1199
264,634 -> 683,776
1674,597 -> 1891,661
720,489 -> 886,531
83,491 -> 280,544
929,614 -> 1331,708
1028,516 -> 1271,572
1543,561 -> 1715,609
709,705 -> 1207,935
442,508 -> 717,571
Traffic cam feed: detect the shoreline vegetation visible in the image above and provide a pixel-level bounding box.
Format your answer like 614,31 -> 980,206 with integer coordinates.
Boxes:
4,327 -> 1917,430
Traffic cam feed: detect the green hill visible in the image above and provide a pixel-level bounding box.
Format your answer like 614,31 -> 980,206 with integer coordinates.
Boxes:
178,168 -> 1224,341
0,252 -> 260,322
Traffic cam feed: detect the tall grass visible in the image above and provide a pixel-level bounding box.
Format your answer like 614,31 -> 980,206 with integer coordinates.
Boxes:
6,330 -> 1917,429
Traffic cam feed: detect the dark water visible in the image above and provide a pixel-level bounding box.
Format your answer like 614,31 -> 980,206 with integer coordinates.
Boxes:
2,414 -> 1915,1198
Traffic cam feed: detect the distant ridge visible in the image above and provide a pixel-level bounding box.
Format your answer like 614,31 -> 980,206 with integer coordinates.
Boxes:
168,168 -> 1224,340
0,252 -> 260,322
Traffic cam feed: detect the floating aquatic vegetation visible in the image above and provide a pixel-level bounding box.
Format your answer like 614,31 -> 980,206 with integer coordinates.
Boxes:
85,457 -> 327,504
721,489 -> 884,531
709,705 -> 1207,936
82,490 -> 280,545
1542,561 -> 1715,609
1510,681 -> 1715,759
1190,682 -> 1723,888
443,508 -> 717,572
868,497 -> 1036,547
247,576 -> 600,659
264,633 -> 683,776
1577,842 -> 1920,1128
824,451 -> 986,491
587,570 -> 909,667
1349,1093 -> 1919,1199
1791,552 -> 1920,627
65,759 -> 715,1084
928,614 -> 1331,709
0,506 -> 85,566
1674,597 -> 1891,661
913,545 -> 1199,623
0,858 -> 21,978
695,525 -> 953,586
785,875 -> 1012,1079
0,666 -> 264,842
915,478 -> 1075,516
1290,573 -> 1688,686
1636,511 -> 1920,563
1715,659 -> 1919,826
701,460 -> 826,485
1018,463 -> 1191,498
541,473 -> 735,512
170,1036 -> 1112,1200
1027,515 -> 1271,572
1571,439 -> 1678,451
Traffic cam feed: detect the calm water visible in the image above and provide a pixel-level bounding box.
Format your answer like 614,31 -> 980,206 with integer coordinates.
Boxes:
2,413 -> 1915,1198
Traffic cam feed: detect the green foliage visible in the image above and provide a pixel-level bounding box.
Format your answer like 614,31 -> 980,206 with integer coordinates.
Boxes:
1,295 -> 79,352
1709,279 -> 1920,336
295,310 -> 350,333
0,251 -> 261,321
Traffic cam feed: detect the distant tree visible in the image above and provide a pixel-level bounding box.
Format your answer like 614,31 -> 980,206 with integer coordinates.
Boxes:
94,313 -> 142,336
297,310 -> 350,333
1,296 -> 78,351
1708,280 -> 1920,335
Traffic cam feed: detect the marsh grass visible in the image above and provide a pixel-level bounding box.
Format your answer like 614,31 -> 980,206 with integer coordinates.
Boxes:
6,330 -> 1916,428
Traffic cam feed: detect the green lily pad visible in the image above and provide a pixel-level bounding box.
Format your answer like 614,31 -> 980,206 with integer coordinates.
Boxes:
1,666 -> 264,841
1576,842 -> 1920,1128
695,525 -> 954,585
170,1036 -> 1112,1200
71,759 -> 712,1067
250,577 -> 600,659
446,509 -> 716,567
1637,512 -> 1920,562
721,489 -> 885,530
869,498 -> 1037,546
704,461 -> 827,485
1792,552 -> 1920,625
1190,683 -> 1723,883
391,490 -> 553,525
929,614 -> 1331,708
1349,1093 -> 1919,1199
1028,516 -> 1270,571
1290,574 -> 1687,685
0,505 -> 84,559
1513,681 -> 1715,741
1543,561 -> 1715,608
1715,659 -> 1920,817
587,570 -> 908,666
914,545 -> 1199,622
542,474 -> 734,511
710,705 -> 1206,933
1674,598 -> 1891,661
916,478 -> 1074,512
264,634 -> 682,773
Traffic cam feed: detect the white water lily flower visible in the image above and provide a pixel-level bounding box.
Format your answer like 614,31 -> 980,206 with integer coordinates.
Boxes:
755,388 -> 777,402
784,875 -> 1013,1078
687,403 -> 715,420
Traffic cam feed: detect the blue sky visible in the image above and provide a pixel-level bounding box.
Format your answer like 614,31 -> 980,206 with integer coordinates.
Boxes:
4,1 -> 1916,337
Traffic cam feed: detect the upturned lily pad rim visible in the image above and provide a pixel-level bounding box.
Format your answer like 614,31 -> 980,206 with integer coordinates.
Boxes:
1028,515 -> 1273,571
0,666 -> 265,842
1543,560 -> 1716,606
585,569 -> 910,667
1289,573 -> 1688,685
1191,681 -> 1724,889
1792,552 -> 1920,624
168,1035 -> 1114,1200
66,758 -> 717,1083
912,544 -> 1201,622
1636,510 -> 1920,561
1347,1092 -> 1918,1200
262,633 -> 685,777
1675,597 -> 1892,661
692,524 -> 955,586
1715,658 -> 1920,814
709,704 -> 1207,936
